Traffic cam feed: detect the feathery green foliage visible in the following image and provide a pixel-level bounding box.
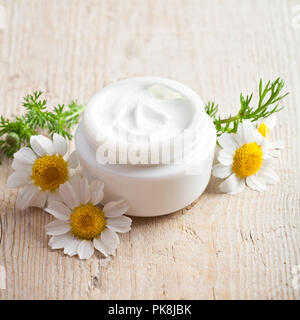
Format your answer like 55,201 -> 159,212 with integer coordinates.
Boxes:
0,91 -> 84,161
205,78 -> 288,137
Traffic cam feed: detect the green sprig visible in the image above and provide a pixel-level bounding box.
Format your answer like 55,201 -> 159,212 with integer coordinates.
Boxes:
205,78 -> 288,137
0,91 -> 85,162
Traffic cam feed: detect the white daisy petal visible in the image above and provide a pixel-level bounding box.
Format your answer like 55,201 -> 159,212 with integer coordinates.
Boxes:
68,174 -> 81,185
93,238 -> 109,257
218,133 -> 238,152
79,177 -> 90,205
246,175 -> 267,192
219,174 -> 245,195
30,135 -> 55,156
7,171 -> 31,188
77,240 -> 94,259
261,139 -> 270,158
252,129 -> 264,145
45,220 -> 70,236
45,201 -> 71,221
106,216 -> 132,233
100,229 -> 119,256
48,234 -> 72,250
53,133 -> 68,156
69,174 -> 81,196
48,233 -> 80,256
103,200 -> 129,218
30,189 -> 48,208
11,158 -> 32,172
257,167 -> 279,185
64,237 -> 81,256
236,120 -> 254,144
212,164 -> 232,179
232,134 -> 241,148
90,180 -> 104,205
13,147 -> 36,165
71,176 -> 90,205
16,184 -> 40,210
67,150 -> 79,169
59,181 -> 79,209
47,190 -> 61,203
218,149 -> 234,166
101,228 -> 120,250
265,114 -> 277,130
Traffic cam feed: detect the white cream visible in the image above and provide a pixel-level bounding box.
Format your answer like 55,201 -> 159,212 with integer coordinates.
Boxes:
83,78 -> 206,164
77,77 -> 216,217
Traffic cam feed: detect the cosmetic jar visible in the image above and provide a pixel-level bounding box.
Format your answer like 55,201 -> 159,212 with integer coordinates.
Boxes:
75,77 -> 216,217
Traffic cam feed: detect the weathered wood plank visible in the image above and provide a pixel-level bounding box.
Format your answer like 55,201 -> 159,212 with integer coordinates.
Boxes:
0,0 -> 299,299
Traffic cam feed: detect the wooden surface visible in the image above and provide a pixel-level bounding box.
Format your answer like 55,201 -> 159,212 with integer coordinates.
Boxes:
0,0 -> 299,300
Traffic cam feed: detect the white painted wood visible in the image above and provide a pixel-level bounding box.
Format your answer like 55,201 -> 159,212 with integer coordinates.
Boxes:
0,0 -> 299,299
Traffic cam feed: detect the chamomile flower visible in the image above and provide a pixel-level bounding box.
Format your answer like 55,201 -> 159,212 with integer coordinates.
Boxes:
45,175 -> 132,259
7,134 -> 79,210
256,114 -> 277,138
212,120 -> 279,194
256,115 -> 283,157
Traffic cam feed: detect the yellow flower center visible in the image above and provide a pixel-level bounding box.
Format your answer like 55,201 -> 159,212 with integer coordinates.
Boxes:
70,204 -> 106,240
258,123 -> 269,138
31,155 -> 69,191
232,142 -> 263,178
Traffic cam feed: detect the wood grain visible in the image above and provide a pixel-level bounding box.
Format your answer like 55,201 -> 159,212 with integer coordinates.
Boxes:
0,0 -> 299,300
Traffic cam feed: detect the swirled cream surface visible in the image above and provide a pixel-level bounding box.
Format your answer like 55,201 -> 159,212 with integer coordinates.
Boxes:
83,77 -> 206,164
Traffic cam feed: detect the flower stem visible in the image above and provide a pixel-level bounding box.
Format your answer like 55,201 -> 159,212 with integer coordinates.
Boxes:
218,114 -> 241,124
65,105 -> 85,121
